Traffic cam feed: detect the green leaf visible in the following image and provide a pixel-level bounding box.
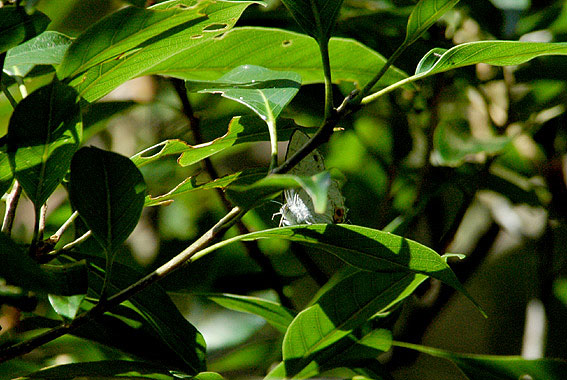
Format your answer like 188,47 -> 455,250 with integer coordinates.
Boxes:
0,151 -> 14,196
17,360 -> 176,380
267,328 -> 392,379
0,233 -> 87,296
226,171 -> 331,212
278,271 -> 424,377
192,224 -> 485,315
433,120 -> 512,167
404,0 -> 460,46
192,373 -> 225,380
186,65 -> 301,122
48,294 -> 85,320
176,117 -> 313,167
82,255 -> 206,373
280,0 -> 344,43
415,41 -> 567,77
69,147 -> 146,254
7,80 -> 81,208
3,31 -> 73,77
398,342 -> 567,380
204,293 -> 295,333
62,1 -> 260,102
0,7 -> 50,55
70,26 -> 409,101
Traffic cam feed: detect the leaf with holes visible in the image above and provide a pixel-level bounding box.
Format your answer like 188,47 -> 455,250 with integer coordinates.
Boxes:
61,0 -> 261,102
69,147 -> 146,255
186,65 -> 301,124
7,80 -> 81,208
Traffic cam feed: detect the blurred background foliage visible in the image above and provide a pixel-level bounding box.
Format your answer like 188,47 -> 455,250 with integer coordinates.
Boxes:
1,0 -> 567,379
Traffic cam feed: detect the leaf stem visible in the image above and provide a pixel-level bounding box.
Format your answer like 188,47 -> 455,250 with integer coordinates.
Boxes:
0,205 -> 245,364
1,180 -> 22,235
319,40 -> 334,122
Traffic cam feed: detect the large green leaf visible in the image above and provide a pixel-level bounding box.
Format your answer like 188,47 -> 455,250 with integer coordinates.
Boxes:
17,360 -> 176,380
398,342 -> 567,380
3,31 -> 72,77
69,147 -> 146,254
0,7 -> 50,55
0,232 -> 87,296
280,0 -> 344,43
192,224 -> 484,315
186,65 -> 301,122
276,271 -> 424,378
204,293 -> 295,333
6,80 -> 81,207
267,328 -> 392,379
70,26 -> 408,101
62,1 -> 260,102
404,0 -> 460,46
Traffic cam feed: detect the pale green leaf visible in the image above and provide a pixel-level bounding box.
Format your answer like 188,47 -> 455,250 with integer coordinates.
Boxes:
204,293 -> 295,333
185,65 -> 301,122
48,294 -> 85,320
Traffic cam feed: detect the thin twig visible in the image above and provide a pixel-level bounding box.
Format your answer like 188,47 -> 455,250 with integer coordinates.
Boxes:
1,180 -> 22,235
50,211 -> 79,244
37,202 -> 48,241
0,206 -> 244,363
60,230 -> 92,251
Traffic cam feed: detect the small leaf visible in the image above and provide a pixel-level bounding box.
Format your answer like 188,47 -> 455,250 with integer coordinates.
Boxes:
192,373 -> 226,380
48,294 -> 85,320
404,0 -> 460,46
70,26 -> 409,101
193,224 -> 484,315
185,65 -> 301,122
69,147 -> 146,254
0,233 -> 87,296
0,151 -> 14,196
0,7 -> 50,54
433,120 -> 512,167
204,293 -> 295,333
280,0 -> 344,43
7,80 -> 82,208
3,31 -> 73,77
399,342 -> 567,380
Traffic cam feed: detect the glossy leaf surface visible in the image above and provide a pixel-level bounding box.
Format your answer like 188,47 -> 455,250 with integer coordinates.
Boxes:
69,147 -> 146,254
193,224 -> 483,314
7,80 -> 81,207
185,65 -> 301,122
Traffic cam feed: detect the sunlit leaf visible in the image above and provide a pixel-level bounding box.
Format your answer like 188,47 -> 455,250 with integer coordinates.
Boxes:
0,7 -> 49,54
7,80 -> 81,208
3,31 -> 72,77
0,152 -> 14,196
192,224 -> 484,315
204,293 -> 295,333
69,147 -> 146,254
48,294 -> 85,320
186,65 -> 301,122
